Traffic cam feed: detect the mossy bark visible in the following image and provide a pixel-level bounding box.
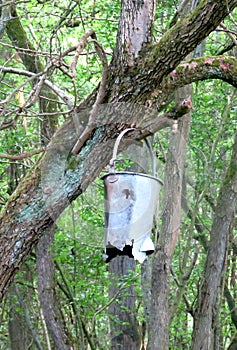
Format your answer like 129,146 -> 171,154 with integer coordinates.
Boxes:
1,0 -> 237,305
5,4 -> 58,141
107,0 -> 237,103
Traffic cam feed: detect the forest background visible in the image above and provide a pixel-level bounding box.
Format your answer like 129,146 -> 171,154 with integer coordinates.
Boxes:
0,0 -> 237,349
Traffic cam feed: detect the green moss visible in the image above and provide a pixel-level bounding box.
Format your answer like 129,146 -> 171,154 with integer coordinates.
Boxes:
223,154 -> 237,189
6,16 -> 43,73
66,155 -> 81,171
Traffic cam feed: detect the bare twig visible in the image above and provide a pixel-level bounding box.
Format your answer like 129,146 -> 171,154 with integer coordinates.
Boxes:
89,39 -> 108,113
0,73 -> 43,106
0,40 -> 54,58
71,35 -> 108,154
229,13 -> 237,27
219,22 -> 237,46
0,147 -> 46,160
25,72 -> 47,108
0,66 -> 75,110
0,115 -> 18,130
139,98 -> 193,138
70,29 -> 96,78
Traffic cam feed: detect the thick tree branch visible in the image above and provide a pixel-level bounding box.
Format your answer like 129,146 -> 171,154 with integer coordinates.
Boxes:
2,55 -> 237,117
108,0 -> 237,102
0,0 -> 237,302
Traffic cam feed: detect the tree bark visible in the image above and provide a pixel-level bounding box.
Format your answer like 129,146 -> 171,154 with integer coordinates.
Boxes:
109,256 -> 141,350
4,6 -> 70,347
36,226 -> 70,350
191,134 -> 237,350
147,83 -> 192,350
112,0 -> 156,67
8,301 -> 32,350
0,0 -> 237,302
107,0 -> 237,103
107,2 -> 157,342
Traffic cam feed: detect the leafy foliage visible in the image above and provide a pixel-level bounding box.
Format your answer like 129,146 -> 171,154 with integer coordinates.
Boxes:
0,0 -> 237,349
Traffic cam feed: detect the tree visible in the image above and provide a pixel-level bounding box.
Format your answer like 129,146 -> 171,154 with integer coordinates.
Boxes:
0,0 -> 237,348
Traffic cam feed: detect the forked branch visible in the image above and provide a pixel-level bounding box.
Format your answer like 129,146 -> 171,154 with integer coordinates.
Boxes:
71,33 -> 108,154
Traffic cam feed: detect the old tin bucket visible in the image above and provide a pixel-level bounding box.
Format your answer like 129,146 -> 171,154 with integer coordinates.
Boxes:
101,129 -> 163,263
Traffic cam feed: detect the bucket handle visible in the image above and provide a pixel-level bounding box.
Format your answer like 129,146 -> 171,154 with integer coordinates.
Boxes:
109,128 -> 157,177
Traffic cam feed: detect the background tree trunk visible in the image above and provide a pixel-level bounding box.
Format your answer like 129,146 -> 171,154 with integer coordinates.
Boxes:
8,297 -> 32,350
107,2 -> 155,349
36,225 -> 70,350
9,285 -> 43,350
109,256 -> 141,350
148,84 -> 192,350
191,133 -> 237,350
4,5 -> 71,345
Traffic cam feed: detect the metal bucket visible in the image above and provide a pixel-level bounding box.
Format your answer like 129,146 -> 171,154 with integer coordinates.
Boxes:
101,129 -> 163,263
102,171 -> 162,262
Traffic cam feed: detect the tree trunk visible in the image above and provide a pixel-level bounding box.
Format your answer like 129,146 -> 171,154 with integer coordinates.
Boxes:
9,285 -> 43,350
112,0 -> 155,67
109,256 -> 141,350
191,134 -> 237,350
5,148 -> 34,349
147,82 -> 192,349
107,0 -> 237,103
37,225 -> 70,350
8,301 -> 32,350
4,6 -> 69,346
108,2 -> 154,348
